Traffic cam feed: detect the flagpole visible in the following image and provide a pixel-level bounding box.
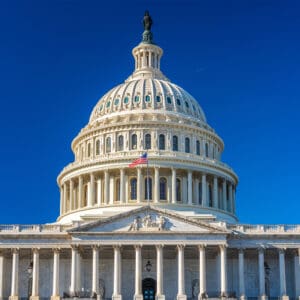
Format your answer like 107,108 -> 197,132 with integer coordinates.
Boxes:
146,151 -> 150,206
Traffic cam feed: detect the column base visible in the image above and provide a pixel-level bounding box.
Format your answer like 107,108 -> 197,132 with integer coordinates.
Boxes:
259,295 -> 268,300
9,296 -> 19,300
51,296 -> 60,300
177,294 -> 187,300
198,292 -> 208,300
280,296 -> 289,300
156,295 -> 165,300
134,294 -> 143,300
30,296 -> 40,300
112,295 -> 122,300
240,295 -> 247,300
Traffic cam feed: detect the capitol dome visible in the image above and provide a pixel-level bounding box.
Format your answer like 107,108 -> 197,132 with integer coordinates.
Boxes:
57,15 -> 238,224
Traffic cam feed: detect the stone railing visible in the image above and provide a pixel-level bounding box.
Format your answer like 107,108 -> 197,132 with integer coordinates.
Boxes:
0,223 -> 73,233
228,224 -> 300,234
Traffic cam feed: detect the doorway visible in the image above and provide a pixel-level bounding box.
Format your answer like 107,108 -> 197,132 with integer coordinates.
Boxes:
142,278 -> 156,300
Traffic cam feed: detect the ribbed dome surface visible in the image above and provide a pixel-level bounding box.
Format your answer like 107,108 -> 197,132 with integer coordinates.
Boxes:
89,78 -> 207,125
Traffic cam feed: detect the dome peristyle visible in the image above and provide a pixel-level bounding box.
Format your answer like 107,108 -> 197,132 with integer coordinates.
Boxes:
57,17 -> 238,225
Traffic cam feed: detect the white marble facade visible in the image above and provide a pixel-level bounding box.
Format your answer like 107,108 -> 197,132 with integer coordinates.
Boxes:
1,12 -> 300,300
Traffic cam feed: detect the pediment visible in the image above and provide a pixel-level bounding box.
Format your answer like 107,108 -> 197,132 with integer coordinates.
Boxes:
69,206 -> 229,235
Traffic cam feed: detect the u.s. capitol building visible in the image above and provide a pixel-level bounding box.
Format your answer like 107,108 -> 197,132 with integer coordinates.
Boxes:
0,12 -> 299,300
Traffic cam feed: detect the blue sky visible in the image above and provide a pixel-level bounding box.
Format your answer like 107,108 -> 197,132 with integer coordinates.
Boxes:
0,0 -> 299,224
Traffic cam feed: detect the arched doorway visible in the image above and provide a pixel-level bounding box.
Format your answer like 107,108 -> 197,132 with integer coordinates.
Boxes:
142,278 -> 156,300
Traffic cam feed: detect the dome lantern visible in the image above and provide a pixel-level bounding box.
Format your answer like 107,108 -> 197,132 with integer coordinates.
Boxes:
127,11 -> 168,82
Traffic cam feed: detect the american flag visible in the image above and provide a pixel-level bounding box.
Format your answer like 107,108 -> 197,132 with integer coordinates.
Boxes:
129,153 -> 148,168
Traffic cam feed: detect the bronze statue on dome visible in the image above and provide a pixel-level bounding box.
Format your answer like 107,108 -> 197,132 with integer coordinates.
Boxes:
142,11 -> 154,43
143,10 -> 153,31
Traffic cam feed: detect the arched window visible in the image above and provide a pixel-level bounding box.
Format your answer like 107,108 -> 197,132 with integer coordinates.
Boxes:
145,134 -> 151,150
176,178 -> 181,202
173,135 -> 178,151
96,140 -> 100,155
118,135 -> 124,151
159,178 -> 167,200
196,140 -> 200,155
87,143 -> 91,157
185,137 -> 190,153
115,179 -> 120,202
159,134 -> 165,150
131,134 -> 137,150
130,178 -> 137,200
198,182 -> 202,205
144,177 -> 152,200
106,137 -> 111,153
205,143 -> 209,157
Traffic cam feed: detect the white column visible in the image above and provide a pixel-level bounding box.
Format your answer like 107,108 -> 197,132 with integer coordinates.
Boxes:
78,176 -> 83,208
172,169 -> 177,204
137,168 -> 142,203
220,245 -> 227,298
134,246 -> 142,300
9,249 -> 19,300
187,171 -> 193,205
70,247 -> 77,296
154,167 -> 160,203
88,173 -> 95,206
59,187 -> 63,215
222,179 -> 227,211
69,180 -> 74,210
213,177 -> 218,208
228,183 -> 233,212
76,251 -> 81,293
156,245 -> 165,300
97,178 -> 102,206
258,248 -> 267,300
182,177 -> 187,204
198,245 -> 206,299
279,249 -> 289,300
112,246 -> 122,300
238,249 -> 246,300
201,174 -> 207,206
92,246 -> 99,297
294,249 -> 300,300
104,170 -> 109,205
63,183 -> 67,212
0,252 -> 4,300
120,169 -> 125,204
51,249 -> 60,300
30,249 -> 39,300
177,245 -> 187,300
